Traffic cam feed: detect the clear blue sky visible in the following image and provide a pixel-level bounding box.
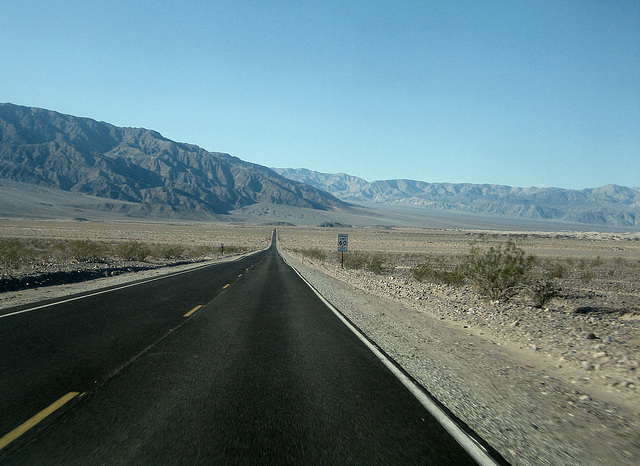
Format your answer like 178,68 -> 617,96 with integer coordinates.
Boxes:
2,1 -> 638,189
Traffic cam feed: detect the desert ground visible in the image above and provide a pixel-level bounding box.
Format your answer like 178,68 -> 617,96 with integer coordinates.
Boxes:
1,218 -> 639,465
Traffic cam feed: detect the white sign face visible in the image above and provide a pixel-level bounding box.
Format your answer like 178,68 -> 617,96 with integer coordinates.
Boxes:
338,234 -> 348,252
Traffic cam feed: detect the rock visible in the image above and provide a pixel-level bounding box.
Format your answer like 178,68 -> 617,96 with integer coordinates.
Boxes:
586,332 -> 598,340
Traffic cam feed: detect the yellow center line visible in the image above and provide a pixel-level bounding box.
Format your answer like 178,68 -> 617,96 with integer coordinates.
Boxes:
0,391 -> 82,451
222,284 -> 230,289
183,305 -> 203,317
238,274 -> 243,277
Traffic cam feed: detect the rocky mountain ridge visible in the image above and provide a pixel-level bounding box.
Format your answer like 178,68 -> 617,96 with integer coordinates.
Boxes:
273,168 -> 640,227
1,103 -> 636,228
0,103 -> 347,218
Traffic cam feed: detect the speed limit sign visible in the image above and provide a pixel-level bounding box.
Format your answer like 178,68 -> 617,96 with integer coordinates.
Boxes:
338,234 -> 348,252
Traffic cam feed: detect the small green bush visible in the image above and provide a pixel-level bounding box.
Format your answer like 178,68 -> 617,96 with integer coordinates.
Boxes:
412,259 -> 466,286
546,262 -> 567,279
613,257 -> 626,267
191,245 -> 217,257
220,245 -> 247,254
411,263 -> 433,281
66,239 -> 110,262
340,251 -> 394,274
529,279 -> 559,308
116,241 -> 151,262
298,247 -> 327,261
366,254 -> 394,275
152,245 -> 185,260
0,239 -> 26,269
580,271 -> 594,283
464,240 -> 536,301
342,251 -> 368,270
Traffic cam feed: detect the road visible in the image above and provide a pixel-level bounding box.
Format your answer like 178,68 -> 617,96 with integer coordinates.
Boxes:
0,231 -> 501,464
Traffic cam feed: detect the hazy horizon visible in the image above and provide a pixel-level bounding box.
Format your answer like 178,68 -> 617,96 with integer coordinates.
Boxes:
273,166 -> 640,191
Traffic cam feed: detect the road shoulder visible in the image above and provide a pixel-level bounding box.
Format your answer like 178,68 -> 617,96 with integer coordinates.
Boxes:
0,253 -> 253,311
280,249 -> 640,466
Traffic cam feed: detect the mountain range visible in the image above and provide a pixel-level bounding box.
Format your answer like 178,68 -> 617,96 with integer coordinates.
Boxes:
273,168 -> 640,228
0,103 -> 346,218
0,102 -> 638,229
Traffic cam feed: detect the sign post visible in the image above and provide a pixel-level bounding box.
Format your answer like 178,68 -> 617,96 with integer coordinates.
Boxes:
337,234 -> 348,268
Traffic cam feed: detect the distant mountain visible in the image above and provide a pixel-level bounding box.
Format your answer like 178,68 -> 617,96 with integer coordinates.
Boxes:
273,168 -> 640,227
0,103 -> 347,217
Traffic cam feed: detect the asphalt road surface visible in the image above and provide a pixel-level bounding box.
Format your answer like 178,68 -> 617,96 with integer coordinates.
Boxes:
0,231 -> 501,464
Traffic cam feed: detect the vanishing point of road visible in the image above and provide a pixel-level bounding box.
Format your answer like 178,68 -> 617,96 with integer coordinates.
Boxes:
0,230 -> 504,464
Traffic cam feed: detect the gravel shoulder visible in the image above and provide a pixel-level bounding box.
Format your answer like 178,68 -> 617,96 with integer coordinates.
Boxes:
279,249 -> 640,466
0,253 -> 253,311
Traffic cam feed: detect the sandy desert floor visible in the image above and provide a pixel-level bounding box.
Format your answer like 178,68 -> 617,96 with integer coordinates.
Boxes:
1,219 -> 639,465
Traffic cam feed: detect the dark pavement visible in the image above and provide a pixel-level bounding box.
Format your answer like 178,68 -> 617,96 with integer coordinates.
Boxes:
0,233 -> 490,464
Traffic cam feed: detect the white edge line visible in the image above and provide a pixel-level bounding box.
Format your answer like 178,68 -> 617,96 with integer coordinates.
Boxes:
278,247 -> 499,466
0,253 -> 253,320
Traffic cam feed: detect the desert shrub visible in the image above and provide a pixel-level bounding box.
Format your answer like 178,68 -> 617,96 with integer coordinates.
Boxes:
545,262 -> 567,279
464,240 -> 536,301
412,259 -> 466,286
613,257 -> 626,267
152,244 -> 186,260
31,238 -> 56,252
220,245 -> 247,254
529,279 -> 560,308
412,262 -> 434,281
297,247 -> 327,261
580,271 -> 594,283
116,241 -> 151,262
190,245 -> 217,257
366,254 -> 394,275
0,238 -> 27,269
186,244 -> 247,258
340,251 -> 394,274
342,251 -> 368,270
66,239 -> 110,262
